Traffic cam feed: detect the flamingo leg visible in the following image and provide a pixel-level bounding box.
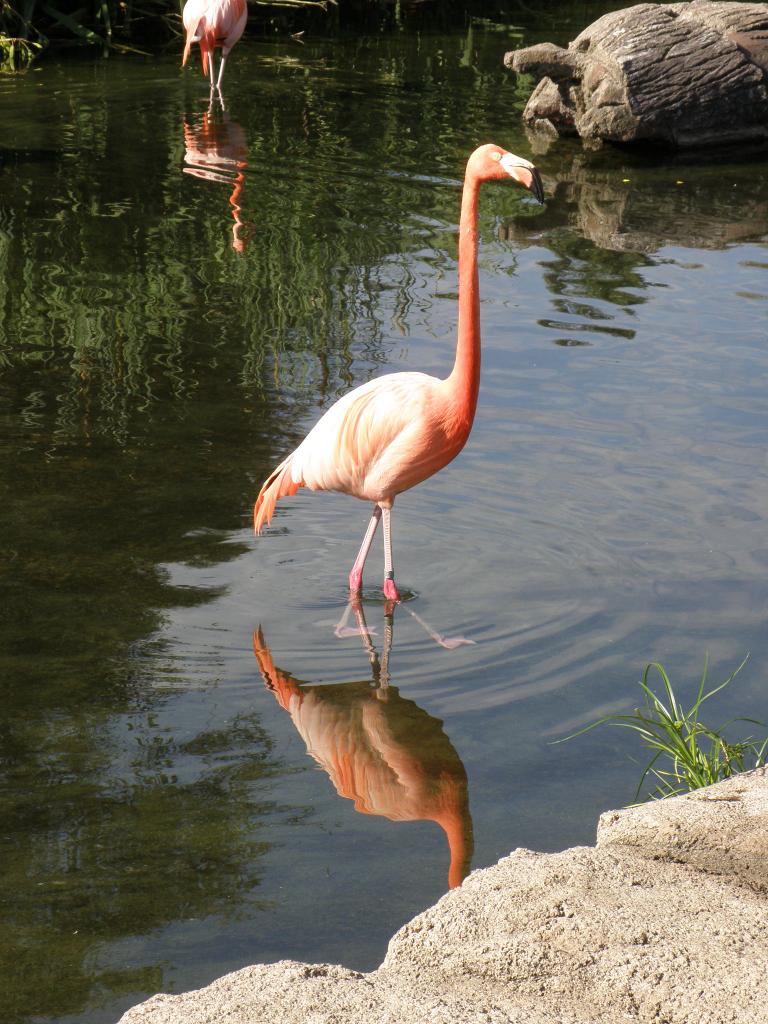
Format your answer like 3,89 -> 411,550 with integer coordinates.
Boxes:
381,506 -> 401,601
349,505 -> 382,593
216,50 -> 228,89
208,51 -> 216,92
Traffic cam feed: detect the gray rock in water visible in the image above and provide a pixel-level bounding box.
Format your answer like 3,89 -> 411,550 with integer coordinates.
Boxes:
505,1 -> 768,147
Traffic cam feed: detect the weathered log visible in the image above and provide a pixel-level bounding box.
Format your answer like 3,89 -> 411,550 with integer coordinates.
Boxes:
504,1 -> 768,147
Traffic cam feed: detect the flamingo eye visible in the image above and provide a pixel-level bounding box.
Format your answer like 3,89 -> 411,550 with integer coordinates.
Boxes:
490,151 -> 501,162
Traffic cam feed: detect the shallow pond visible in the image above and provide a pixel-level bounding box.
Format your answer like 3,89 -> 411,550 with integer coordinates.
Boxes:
2,10 -> 768,1023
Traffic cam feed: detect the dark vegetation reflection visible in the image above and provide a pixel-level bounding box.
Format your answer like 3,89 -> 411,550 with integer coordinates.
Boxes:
0,29 -> 532,1023
254,600 -> 474,890
1,632 -> 292,1023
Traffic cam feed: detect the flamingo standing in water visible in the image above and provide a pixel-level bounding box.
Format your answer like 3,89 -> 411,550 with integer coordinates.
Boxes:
182,0 -> 247,92
253,144 -> 544,600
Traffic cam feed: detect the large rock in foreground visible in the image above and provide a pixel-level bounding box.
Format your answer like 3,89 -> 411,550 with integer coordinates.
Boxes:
504,1 -> 768,147
121,768 -> 768,1024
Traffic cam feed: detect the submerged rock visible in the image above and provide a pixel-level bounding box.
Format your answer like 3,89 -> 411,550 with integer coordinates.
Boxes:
504,1 -> 768,148
120,768 -> 768,1023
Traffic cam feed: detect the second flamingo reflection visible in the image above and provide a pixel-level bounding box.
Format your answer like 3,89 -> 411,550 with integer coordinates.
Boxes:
253,145 -> 544,600
183,109 -> 252,254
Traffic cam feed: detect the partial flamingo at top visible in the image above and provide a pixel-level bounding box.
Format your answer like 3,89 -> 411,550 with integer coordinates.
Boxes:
182,0 -> 247,91
253,144 -> 544,600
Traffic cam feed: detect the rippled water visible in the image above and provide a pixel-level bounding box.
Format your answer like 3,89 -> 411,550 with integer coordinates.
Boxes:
2,13 -> 768,1024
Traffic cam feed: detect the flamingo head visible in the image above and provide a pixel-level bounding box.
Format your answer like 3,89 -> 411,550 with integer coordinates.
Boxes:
467,143 -> 544,203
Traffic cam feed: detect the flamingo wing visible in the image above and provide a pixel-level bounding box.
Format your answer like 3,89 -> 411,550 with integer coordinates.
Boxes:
254,372 -> 466,533
215,0 -> 247,52
182,0 -> 210,71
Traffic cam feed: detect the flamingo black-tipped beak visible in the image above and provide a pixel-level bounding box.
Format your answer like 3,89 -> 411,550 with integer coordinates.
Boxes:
500,153 -> 545,204
528,166 -> 545,205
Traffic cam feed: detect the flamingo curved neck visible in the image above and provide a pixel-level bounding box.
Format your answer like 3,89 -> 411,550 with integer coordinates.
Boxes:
446,169 -> 481,429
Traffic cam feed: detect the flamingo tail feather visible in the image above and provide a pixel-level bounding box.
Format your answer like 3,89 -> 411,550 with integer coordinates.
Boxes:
254,458 -> 302,534
182,16 -> 200,66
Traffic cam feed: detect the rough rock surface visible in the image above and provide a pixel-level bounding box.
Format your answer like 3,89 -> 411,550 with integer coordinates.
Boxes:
120,768 -> 768,1024
597,764 -> 768,891
504,1 -> 768,147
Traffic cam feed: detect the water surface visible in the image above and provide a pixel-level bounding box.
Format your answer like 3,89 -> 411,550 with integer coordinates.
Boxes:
2,15 -> 768,1024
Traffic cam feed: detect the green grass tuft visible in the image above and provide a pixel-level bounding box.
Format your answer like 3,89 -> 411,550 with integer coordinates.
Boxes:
557,655 -> 768,802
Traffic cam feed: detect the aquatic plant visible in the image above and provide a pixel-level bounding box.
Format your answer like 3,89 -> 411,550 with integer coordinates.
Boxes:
0,0 -> 44,69
559,656 -> 768,801
0,34 -> 41,69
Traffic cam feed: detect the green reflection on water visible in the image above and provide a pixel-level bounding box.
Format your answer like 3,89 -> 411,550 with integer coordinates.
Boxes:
2,708 -> 288,1021
0,26 -> 543,1023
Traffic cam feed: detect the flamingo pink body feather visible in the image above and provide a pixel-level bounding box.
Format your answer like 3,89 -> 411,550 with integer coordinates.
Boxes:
253,144 -> 544,598
254,371 -> 471,524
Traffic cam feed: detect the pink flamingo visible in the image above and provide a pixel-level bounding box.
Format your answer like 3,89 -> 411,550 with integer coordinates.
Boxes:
253,144 -> 544,601
182,0 -> 247,92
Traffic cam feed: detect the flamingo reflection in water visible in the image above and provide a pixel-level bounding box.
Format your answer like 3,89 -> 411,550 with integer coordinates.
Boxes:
253,599 -> 474,889
183,105 -> 253,254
